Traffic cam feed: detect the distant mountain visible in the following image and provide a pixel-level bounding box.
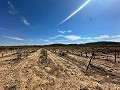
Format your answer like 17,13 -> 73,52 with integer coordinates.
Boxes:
42,41 -> 120,47
85,41 -> 120,45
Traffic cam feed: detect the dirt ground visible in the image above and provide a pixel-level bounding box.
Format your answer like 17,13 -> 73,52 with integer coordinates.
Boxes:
0,49 -> 120,90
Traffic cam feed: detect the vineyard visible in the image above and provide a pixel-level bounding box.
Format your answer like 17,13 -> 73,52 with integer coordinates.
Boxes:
0,43 -> 120,90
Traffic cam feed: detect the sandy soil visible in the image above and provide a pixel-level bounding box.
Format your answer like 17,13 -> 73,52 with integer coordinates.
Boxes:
0,49 -> 120,90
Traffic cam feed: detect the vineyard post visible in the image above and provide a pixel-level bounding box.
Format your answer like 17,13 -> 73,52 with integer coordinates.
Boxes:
45,49 -> 47,59
86,51 -> 95,72
66,50 -> 68,53
85,52 -> 88,57
114,51 -> 117,62
80,51 -> 82,57
2,53 -> 3,58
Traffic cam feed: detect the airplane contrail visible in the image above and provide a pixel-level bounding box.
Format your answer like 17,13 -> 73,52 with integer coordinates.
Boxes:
59,0 -> 91,25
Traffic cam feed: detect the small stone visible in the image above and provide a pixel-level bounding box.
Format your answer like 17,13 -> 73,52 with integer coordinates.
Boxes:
107,75 -> 109,78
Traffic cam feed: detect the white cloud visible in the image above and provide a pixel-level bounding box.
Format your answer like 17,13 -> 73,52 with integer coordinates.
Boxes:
22,17 -> 30,26
49,35 -> 64,39
94,35 -> 109,39
49,34 -> 91,41
109,38 -> 120,42
108,35 -> 120,42
26,34 -> 120,45
38,39 -> 44,41
8,1 -> 18,15
93,34 -> 120,42
2,36 -> 24,41
38,39 -> 49,42
38,39 -> 54,45
64,35 -> 81,41
111,35 -> 120,38
67,30 -> 72,33
8,1 -> 30,27
51,34 -> 93,41
58,30 -> 72,34
44,40 -> 49,42
0,27 -> 19,34
82,37 -> 93,40
58,30 -> 66,34
0,42 -> 24,46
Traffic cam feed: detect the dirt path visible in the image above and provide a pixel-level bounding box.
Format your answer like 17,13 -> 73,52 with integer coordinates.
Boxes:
0,49 -> 41,90
46,51 -> 102,90
15,49 -> 41,90
48,51 -> 82,76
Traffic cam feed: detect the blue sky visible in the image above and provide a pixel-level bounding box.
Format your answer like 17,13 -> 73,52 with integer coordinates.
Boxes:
0,0 -> 120,46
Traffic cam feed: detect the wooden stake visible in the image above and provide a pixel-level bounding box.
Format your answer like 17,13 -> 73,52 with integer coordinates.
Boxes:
86,52 -> 94,72
115,51 -> 117,63
80,51 -> 82,57
85,52 -> 88,57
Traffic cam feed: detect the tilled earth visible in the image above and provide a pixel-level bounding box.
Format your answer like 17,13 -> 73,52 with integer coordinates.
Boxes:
0,49 -> 120,90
